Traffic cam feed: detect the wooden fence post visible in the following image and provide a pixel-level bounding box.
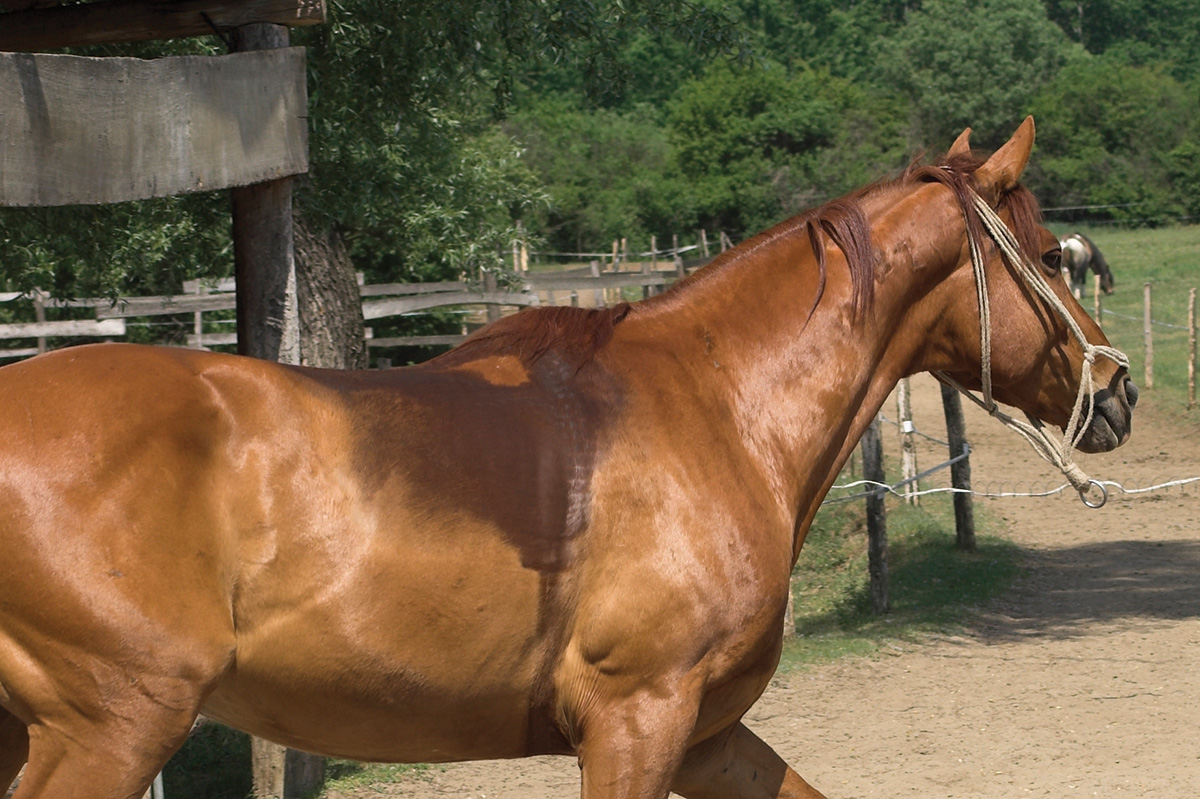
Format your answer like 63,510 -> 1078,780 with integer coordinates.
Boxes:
699,229 -> 710,259
782,578 -> 795,640
230,26 -> 300,366
589,261 -> 604,308
484,270 -> 500,324
1189,287 -> 1196,410
232,22 -> 323,799
861,415 -> 889,614
32,288 -> 46,355
896,377 -> 919,505
939,383 -> 976,551
1143,282 -> 1154,390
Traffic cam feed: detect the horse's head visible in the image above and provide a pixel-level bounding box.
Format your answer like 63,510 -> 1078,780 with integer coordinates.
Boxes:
910,118 -> 1135,455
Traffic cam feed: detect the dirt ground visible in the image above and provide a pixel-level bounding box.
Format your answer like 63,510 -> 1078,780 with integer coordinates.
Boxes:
338,373 -> 1200,798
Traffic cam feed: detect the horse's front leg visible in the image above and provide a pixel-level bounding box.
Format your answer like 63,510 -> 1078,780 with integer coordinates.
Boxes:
573,682 -> 703,799
671,722 -> 827,799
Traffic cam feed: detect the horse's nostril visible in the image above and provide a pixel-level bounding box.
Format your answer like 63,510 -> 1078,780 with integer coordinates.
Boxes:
1124,377 -> 1139,409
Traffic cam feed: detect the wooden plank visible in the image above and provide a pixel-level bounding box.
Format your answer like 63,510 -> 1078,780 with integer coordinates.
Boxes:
0,48 -> 308,206
368,334 -> 467,348
0,0 -> 325,52
524,272 -> 672,291
0,347 -> 41,359
0,318 -> 125,339
362,291 -> 541,320
358,281 -> 474,298
189,327 -> 372,349
96,294 -> 238,318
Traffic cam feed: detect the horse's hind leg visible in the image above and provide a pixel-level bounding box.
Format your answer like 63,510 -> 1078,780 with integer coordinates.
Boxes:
0,708 -> 29,796
672,722 -> 827,799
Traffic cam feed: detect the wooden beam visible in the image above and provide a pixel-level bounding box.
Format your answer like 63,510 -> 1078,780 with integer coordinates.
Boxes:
362,291 -> 542,321
0,48 -> 308,206
95,294 -> 238,318
0,318 -> 125,339
0,0 -> 325,52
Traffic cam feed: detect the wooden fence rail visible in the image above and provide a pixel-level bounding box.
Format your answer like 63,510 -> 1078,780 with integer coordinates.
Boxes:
0,262 -> 706,359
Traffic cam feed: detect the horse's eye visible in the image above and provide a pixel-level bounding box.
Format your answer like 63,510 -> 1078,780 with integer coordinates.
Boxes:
1042,248 -> 1062,273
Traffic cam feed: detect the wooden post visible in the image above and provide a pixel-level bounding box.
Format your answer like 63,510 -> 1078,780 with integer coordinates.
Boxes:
589,261 -> 604,308
861,415 -> 889,615
896,377 -> 919,505
231,23 -> 300,365
648,236 -> 659,299
1093,273 -> 1102,329
32,288 -> 46,355
483,270 -> 500,324
1189,287 -> 1196,410
231,21 -> 322,799
641,238 -> 652,300
672,233 -> 683,278
782,575 -> 795,639
699,229 -> 710,258
940,382 -> 976,552
1143,282 -> 1154,390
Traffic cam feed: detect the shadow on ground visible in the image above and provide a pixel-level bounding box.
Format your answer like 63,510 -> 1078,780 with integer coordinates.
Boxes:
973,538 -> 1200,641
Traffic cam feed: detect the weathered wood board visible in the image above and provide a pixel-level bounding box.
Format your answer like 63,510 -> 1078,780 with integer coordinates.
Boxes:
0,0 -> 325,52
0,48 -> 308,206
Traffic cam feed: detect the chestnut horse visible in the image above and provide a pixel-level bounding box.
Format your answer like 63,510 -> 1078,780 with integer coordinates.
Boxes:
0,118 -> 1134,799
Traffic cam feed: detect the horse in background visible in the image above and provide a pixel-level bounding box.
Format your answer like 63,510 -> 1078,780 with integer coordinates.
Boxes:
1060,232 -> 1115,298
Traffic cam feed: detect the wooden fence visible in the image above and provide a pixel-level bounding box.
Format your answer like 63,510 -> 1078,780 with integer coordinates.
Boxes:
0,245 -> 717,360
1090,274 -> 1200,408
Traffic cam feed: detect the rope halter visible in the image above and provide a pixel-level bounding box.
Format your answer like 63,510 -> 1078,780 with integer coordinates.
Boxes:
933,189 -> 1130,508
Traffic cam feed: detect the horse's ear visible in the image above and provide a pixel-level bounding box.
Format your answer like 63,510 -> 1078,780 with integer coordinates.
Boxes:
948,127 -> 972,157
974,116 -> 1035,198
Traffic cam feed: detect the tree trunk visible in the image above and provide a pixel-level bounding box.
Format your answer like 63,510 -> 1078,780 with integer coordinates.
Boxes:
293,218 -> 368,370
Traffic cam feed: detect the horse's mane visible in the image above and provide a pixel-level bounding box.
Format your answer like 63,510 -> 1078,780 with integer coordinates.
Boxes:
430,149 -> 1044,374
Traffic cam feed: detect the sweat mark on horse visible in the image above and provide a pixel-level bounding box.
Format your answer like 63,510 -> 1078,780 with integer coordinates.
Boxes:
0,118 -> 1135,799
1060,232 -> 1115,297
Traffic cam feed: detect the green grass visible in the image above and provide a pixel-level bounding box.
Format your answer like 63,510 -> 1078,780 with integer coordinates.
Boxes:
778,492 -> 1021,672
315,761 -> 432,797
1046,223 -> 1200,408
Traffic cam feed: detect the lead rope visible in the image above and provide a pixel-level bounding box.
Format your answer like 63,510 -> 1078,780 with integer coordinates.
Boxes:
933,189 -> 1130,508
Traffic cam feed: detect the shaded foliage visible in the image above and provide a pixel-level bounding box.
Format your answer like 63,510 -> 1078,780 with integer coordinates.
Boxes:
1025,55 -> 1200,224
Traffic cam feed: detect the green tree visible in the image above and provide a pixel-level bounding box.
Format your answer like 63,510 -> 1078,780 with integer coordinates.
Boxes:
1042,0 -> 1200,80
1025,54 -> 1199,224
667,61 -> 907,238
505,99 -> 689,251
879,0 -> 1077,148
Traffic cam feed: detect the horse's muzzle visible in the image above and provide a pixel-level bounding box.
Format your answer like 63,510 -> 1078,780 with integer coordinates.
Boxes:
1076,376 -> 1137,453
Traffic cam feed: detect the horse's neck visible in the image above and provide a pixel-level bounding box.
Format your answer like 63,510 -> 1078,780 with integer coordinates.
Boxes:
626,214 -> 946,545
